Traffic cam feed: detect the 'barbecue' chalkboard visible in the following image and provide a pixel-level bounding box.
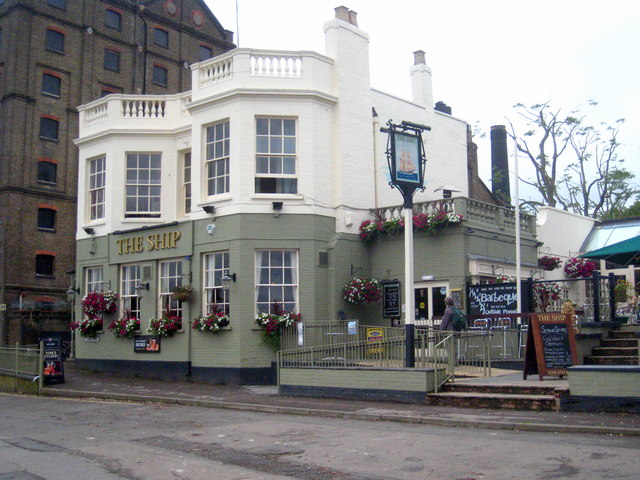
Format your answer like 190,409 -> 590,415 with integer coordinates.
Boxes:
524,314 -> 578,380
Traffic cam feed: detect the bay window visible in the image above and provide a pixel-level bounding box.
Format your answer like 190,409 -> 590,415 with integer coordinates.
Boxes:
255,117 -> 297,194
255,250 -> 298,313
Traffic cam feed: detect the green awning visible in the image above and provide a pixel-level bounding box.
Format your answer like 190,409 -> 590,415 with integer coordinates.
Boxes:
580,235 -> 640,266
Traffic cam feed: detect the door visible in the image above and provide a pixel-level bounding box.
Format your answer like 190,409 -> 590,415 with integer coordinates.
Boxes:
414,282 -> 449,326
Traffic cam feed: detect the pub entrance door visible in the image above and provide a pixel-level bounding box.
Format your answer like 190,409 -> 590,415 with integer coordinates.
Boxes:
415,282 -> 449,328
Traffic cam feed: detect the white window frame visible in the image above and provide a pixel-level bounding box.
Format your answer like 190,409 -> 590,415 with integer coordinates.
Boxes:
85,266 -> 104,294
203,251 -> 229,315
255,249 -> 298,314
159,259 -> 183,321
205,120 -> 230,197
125,153 -> 161,217
88,156 -> 106,221
183,151 -> 192,216
121,264 -> 142,323
255,117 -> 297,194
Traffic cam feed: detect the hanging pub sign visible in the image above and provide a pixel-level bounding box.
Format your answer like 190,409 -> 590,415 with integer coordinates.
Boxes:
381,120 -> 430,207
523,314 -> 578,380
382,280 -> 401,318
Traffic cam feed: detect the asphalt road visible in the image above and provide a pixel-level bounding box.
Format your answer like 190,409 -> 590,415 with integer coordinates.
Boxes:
1,393 -> 638,480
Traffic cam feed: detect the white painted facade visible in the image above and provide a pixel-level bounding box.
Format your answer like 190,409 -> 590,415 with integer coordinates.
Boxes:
75,9 -> 468,240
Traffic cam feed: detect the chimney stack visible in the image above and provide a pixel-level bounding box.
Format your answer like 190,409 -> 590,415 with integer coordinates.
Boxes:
335,6 -> 357,25
490,125 -> 510,204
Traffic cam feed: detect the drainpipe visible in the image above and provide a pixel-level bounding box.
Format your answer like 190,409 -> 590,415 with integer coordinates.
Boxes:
137,5 -> 148,94
372,108 -> 380,208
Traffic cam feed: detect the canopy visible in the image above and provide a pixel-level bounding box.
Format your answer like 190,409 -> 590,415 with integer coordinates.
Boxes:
580,235 -> 640,266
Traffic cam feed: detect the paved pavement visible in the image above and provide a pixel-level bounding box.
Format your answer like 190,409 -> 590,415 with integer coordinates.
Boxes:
43,361 -> 640,437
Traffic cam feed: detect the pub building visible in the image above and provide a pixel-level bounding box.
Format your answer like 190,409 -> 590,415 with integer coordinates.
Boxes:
72,7 -> 539,384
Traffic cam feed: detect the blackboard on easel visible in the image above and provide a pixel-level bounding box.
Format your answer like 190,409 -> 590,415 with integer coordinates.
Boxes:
523,314 -> 578,381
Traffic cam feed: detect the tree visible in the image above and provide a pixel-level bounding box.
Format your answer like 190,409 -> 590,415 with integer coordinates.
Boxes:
508,101 -> 638,219
602,197 -> 640,220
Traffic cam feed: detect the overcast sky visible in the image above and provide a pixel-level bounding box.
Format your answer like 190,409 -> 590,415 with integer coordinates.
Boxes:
204,0 -> 640,195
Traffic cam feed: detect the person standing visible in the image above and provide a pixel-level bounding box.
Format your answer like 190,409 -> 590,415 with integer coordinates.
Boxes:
440,296 -> 455,331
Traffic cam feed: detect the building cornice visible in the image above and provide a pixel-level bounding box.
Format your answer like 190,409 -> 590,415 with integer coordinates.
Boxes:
189,88 -> 339,112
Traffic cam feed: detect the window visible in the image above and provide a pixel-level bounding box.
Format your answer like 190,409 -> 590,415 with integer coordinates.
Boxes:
39,116 -> 59,141
103,49 -> 120,72
37,208 -> 56,231
204,252 -> 229,315
153,28 -> 169,48
36,253 -> 55,277
205,121 -> 230,196
255,250 -> 298,313
183,152 -> 191,215
255,118 -> 297,194
159,260 -> 183,320
89,156 -> 106,220
45,29 -> 64,54
47,0 -> 65,9
125,153 -> 161,217
86,266 -> 104,294
152,65 -> 168,87
101,87 -> 119,97
105,9 -> 121,31
121,265 -> 142,320
38,161 -> 57,184
42,73 -> 61,97
199,45 -> 213,61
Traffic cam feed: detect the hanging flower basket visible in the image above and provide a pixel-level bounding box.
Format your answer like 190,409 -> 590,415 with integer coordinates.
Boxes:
343,277 -> 383,304
359,211 -> 462,244
147,314 -> 182,337
192,312 -> 230,334
171,285 -> 194,302
533,282 -> 561,312
71,318 -> 103,338
255,302 -> 302,349
108,313 -> 140,338
538,256 -> 561,271
564,257 -> 597,278
81,291 -> 118,318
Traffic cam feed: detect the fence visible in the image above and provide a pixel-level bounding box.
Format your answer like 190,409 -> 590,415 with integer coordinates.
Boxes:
0,343 -> 43,394
278,326 -> 495,391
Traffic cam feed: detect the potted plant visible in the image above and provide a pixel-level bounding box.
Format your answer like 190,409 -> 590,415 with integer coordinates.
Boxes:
614,280 -> 634,303
192,311 -> 230,334
108,312 -> 140,338
71,318 -> 103,338
533,282 -> 561,312
172,285 -> 194,302
147,313 -> 182,337
538,256 -> 562,271
343,277 -> 383,304
81,291 -> 118,318
255,301 -> 302,349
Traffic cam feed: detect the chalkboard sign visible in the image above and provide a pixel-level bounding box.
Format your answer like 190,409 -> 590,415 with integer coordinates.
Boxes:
134,335 -> 161,353
382,280 -> 401,318
524,314 -> 578,380
42,345 -> 64,384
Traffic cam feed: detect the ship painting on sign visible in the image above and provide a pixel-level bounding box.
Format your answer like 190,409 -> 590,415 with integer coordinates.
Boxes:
395,134 -> 420,183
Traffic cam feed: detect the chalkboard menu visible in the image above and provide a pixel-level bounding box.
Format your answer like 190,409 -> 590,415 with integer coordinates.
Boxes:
468,283 -> 518,316
382,280 -> 401,318
524,314 -> 577,380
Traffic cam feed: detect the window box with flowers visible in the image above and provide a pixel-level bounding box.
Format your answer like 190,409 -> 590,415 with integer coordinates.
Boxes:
108,312 -> 140,338
192,312 -> 230,334
255,302 -> 301,349
343,277 -> 383,304
564,257 -> 597,278
171,285 -> 194,302
71,318 -> 103,338
359,211 -> 462,245
147,314 -> 182,337
538,256 -> 561,271
533,282 -> 562,312
81,291 -> 118,319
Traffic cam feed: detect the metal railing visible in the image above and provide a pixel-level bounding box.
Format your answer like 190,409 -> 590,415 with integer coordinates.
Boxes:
0,343 -> 43,394
278,326 -> 495,391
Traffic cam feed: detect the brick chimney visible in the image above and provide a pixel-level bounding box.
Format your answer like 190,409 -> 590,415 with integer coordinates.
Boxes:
490,125 -> 511,204
334,6 -> 358,26
410,50 -> 433,108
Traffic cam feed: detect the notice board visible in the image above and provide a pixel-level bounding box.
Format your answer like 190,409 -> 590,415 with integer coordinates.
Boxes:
382,280 -> 401,318
523,314 -> 577,380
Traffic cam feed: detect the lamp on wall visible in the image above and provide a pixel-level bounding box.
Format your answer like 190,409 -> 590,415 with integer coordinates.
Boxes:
221,272 -> 236,290
202,205 -> 215,214
135,281 -> 150,292
83,227 -> 95,235
433,185 -> 461,199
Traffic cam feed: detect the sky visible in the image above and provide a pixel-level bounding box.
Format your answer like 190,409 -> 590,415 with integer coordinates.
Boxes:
204,0 -> 640,199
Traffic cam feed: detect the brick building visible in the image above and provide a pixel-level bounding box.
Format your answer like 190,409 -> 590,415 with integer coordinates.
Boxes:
0,0 -> 234,343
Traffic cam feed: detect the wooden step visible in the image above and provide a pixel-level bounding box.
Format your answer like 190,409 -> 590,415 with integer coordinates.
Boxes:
427,391 -> 558,411
592,346 -> 638,356
608,330 -> 638,339
601,339 -> 637,348
440,383 -> 559,396
584,355 -> 639,365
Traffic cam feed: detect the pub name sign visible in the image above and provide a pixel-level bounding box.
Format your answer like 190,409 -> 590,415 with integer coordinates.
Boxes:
117,231 -> 181,255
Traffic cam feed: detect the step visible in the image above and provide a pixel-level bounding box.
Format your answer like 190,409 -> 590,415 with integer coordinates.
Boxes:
608,330 -> 638,339
592,347 -> 638,356
584,356 -> 639,365
601,339 -> 638,348
427,391 -> 558,411
441,383 -> 560,396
